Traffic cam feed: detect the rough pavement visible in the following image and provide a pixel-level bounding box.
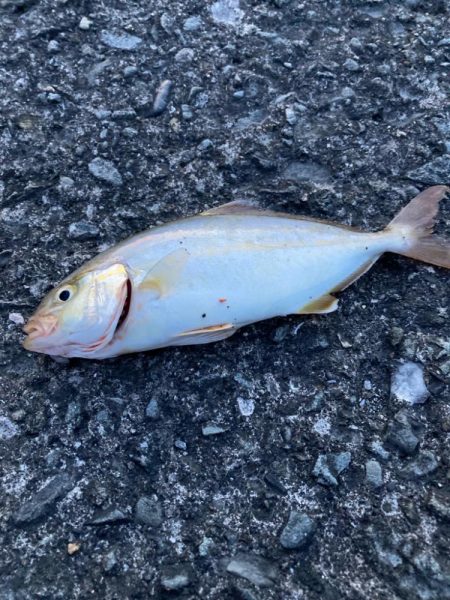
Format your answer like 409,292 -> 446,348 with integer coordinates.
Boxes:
1,0 -> 449,598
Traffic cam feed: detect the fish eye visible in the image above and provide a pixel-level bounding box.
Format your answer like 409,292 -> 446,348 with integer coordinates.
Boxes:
58,289 -> 71,302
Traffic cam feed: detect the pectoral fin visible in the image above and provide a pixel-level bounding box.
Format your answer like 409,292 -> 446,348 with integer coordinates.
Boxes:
173,323 -> 237,345
139,248 -> 189,297
297,294 -> 339,314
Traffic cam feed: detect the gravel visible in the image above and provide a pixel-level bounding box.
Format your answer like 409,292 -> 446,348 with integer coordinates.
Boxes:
1,0 -> 449,598
279,511 -> 316,550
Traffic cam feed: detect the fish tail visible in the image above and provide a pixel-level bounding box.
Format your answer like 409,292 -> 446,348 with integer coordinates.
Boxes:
386,185 -> 450,269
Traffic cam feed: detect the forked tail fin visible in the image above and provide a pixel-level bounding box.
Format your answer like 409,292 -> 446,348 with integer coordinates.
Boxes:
387,185 -> 450,269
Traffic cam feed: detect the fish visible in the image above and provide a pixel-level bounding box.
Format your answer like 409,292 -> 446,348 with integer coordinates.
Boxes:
23,185 -> 450,360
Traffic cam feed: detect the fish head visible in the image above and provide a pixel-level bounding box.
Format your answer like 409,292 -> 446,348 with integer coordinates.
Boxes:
23,262 -> 130,358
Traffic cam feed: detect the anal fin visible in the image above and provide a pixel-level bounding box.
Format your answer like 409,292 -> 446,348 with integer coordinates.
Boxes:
297,294 -> 339,315
173,323 -> 237,346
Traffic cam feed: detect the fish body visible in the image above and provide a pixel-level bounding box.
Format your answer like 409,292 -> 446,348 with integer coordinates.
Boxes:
23,186 -> 450,359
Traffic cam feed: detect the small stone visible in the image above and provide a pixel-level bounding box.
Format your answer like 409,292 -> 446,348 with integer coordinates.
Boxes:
100,31 -> 143,50
237,397 -> 254,416
400,450 -> 439,479
227,554 -> 278,587
202,425 -> 226,436
385,413 -> 419,456
369,440 -> 391,461
79,17 -> 92,30
89,507 -> 128,525
437,37 -> 450,47
233,90 -> 245,99
198,536 -> 214,556
391,362 -> 429,405
14,474 -> 73,525
211,0 -> 243,26
181,104 -> 193,120
0,416 -> 20,439
161,565 -> 192,591
365,460 -> 383,488
135,496 -> 163,527
47,40 -> 60,53
9,312 -> 24,325
58,176 -> 75,191
344,58 -> 360,71
197,138 -> 213,152
175,48 -> 195,63
145,398 -> 160,420
389,327 -> 404,347
123,65 -> 138,78
407,156 -> 450,185
67,542 -> 81,555
103,551 -> 117,573
280,511 -> 316,549
183,16 -> 203,31
68,221 -> 99,241
88,157 -> 123,186
285,106 -> 297,125
174,439 -> 187,450
312,452 -> 351,486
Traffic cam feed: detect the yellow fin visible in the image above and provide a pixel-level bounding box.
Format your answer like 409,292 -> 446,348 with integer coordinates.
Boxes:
330,258 -> 378,292
139,248 -> 189,296
298,294 -> 339,314
174,323 -> 237,345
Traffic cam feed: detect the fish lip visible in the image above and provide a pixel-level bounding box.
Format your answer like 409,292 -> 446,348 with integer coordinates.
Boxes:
23,314 -> 58,342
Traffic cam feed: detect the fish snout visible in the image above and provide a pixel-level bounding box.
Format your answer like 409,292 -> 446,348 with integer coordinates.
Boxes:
23,314 -> 58,341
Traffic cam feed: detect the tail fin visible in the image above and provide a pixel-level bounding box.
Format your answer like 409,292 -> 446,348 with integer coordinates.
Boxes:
387,185 -> 450,269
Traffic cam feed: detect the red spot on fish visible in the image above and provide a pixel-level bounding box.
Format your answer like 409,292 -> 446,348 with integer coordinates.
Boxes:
218,298 -> 227,303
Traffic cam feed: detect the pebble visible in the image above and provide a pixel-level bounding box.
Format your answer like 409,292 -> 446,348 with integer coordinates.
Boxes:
135,496 -> 163,527
161,565 -> 192,591
0,416 -> 20,439
183,16 -> 203,31
14,474 -> 73,525
174,439 -> 187,450
175,48 -> 194,63
211,0 -> 243,26
237,397 -> 254,416
279,511 -> 316,549
152,80 -> 173,116
103,551 -> 118,573
79,16 -> 92,30
68,221 -> 99,241
400,450 -> 439,479
391,362 -> 429,405
181,104 -> 193,120
88,157 -> 123,186
89,507 -> 129,525
198,536 -> 214,556
58,176 -> 75,191
233,90 -> 245,99
385,412 -> 419,456
344,58 -> 360,71
407,156 -> 450,185
145,398 -> 160,420
227,554 -> 278,587
312,451 -> 351,486
202,425 -> 226,436
123,65 -> 138,78
281,161 -> 331,184
47,40 -> 60,53
197,138 -> 213,153
100,31 -> 143,50
8,312 -> 24,325
365,460 -> 383,488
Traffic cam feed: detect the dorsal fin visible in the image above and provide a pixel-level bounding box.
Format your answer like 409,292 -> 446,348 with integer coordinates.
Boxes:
201,199 -> 268,216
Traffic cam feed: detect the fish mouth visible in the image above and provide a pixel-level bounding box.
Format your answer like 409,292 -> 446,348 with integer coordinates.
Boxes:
23,314 -> 58,341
